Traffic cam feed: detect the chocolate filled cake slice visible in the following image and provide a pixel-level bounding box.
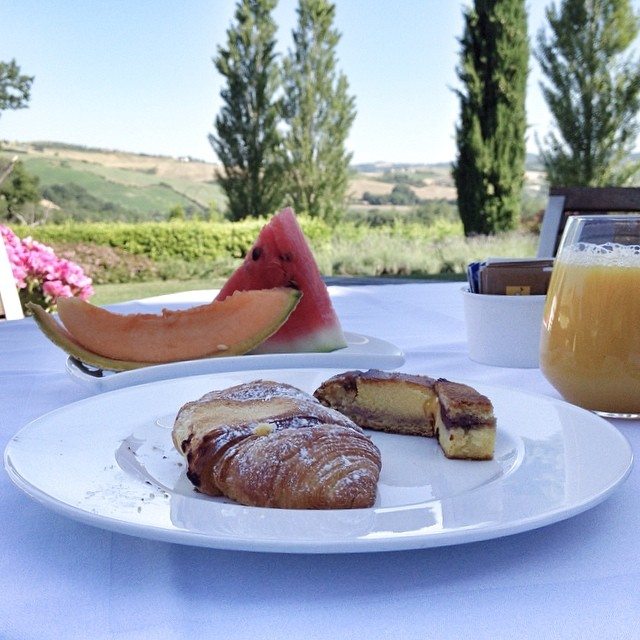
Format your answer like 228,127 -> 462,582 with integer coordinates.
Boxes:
314,369 -> 438,436
314,370 -> 497,460
434,379 -> 496,460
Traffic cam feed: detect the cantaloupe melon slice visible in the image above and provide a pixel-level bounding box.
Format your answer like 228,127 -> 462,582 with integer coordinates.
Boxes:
30,287 -> 301,367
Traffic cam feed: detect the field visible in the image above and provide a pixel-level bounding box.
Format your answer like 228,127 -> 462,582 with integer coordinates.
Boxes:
349,171 -> 457,201
2,140 -> 548,220
3,141 -> 225,220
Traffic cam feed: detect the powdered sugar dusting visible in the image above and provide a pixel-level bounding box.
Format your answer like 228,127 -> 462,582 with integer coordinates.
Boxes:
213,380 -> 312,403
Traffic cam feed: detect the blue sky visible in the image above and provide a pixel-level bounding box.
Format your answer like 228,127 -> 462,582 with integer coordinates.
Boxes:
0,1 -> 628,165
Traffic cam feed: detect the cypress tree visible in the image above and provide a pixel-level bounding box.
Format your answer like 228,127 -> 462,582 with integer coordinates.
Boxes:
452,0 -> 529,235
535,0 -> 640,186
282,0 -> 356,222
209,0 -> 285,220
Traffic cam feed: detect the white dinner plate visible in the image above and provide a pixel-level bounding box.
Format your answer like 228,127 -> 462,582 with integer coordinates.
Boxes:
4,368 -> 633,554
65,332 -> 404,392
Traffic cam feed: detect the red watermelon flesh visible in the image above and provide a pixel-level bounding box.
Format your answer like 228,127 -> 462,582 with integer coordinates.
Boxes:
215,207 -> 346,353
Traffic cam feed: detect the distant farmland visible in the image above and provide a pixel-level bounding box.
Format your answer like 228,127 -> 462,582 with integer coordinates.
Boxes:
2,141 -> 548,221
5,142 -> 224,220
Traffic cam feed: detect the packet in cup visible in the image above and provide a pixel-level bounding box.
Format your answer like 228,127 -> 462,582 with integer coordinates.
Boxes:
463,258 -> 552,368
472,258 -> 553,295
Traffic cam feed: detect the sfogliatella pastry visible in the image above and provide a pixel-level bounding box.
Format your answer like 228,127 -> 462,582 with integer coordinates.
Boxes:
172,380 -> 382,509
314,369 -> 496,460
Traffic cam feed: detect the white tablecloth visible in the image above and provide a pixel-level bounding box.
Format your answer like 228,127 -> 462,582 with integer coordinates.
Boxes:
1,282 -> 638,640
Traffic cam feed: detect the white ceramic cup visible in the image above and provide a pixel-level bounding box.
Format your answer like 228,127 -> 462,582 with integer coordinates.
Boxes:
461,288 -> 546,368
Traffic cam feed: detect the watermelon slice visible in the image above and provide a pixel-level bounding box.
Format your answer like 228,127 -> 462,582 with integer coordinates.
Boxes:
215,207 -> 346,353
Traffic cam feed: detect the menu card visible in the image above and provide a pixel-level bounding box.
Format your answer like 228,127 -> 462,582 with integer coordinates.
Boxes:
467,258 -> 554,295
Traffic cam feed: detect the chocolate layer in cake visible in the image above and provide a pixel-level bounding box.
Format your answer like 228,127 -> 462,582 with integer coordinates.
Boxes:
434,379 -> 496,460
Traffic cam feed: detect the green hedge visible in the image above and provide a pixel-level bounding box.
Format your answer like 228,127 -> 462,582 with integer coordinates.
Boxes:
11,220 -> 263,261
10,217 -> 461,263
7,217 -> 539,284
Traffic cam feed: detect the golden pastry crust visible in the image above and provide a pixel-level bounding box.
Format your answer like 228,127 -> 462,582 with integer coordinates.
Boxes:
173,380 -> 382,509
213,424 -> 381,509
434,379 -> 495,427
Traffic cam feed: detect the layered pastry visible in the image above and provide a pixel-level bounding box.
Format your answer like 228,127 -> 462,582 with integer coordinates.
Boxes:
313,369 -> 438,437
172,380 -> 382,509
434,378 -> 496,460
314,369 -> 496,460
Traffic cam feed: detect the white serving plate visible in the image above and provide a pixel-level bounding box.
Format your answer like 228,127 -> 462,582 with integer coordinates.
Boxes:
4,368 -> 633,554
65,332 -> 404,392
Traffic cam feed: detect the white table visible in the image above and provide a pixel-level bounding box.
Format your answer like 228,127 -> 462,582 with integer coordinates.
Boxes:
1,282 -> 638,640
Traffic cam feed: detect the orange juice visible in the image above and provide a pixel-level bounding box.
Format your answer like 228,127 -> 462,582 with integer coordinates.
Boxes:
540,244 -> 640,414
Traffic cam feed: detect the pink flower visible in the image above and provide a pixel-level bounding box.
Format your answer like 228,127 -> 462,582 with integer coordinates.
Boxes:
0,225 -> 94,313
43,280 -> 72,299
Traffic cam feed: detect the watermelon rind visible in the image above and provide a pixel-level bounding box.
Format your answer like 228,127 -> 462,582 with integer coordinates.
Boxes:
250,325 -> 347,354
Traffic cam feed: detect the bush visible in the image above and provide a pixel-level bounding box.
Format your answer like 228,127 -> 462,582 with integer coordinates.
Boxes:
344,200 -> 459,227
49,242 -> 159,284
389,184 -> 419,205
8,216 -> 539,284
9,220 -> 261,261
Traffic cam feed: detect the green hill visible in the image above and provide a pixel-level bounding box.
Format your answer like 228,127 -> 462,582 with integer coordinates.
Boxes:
2,141 -> 225,221
1,140 -> 549,223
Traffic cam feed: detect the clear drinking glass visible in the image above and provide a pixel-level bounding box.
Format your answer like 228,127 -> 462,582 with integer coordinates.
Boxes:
540,214 -> 640,419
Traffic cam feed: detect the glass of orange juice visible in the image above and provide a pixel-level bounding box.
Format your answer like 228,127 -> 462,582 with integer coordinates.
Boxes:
540,214 -> 640,418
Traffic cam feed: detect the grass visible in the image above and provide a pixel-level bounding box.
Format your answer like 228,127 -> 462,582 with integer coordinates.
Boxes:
91,278 -> 227,305
314,229 -> 538,278
7,142 -> 541,304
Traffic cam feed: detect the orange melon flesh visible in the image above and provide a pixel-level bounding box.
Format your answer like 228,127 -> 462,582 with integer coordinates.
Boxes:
28,301 -> 149,371
55,288 -> 301,364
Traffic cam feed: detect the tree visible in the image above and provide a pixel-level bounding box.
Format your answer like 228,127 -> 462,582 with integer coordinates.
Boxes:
282,0 -> 356,222
0,59 -> 33,119
535,0 -> 640,186
1,60 -> 34,188
0,160 -> 40,223
452,0 -> 529,235
168,204 -> 186,221
209,0 -> 285,220
389,183 -> 419,206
